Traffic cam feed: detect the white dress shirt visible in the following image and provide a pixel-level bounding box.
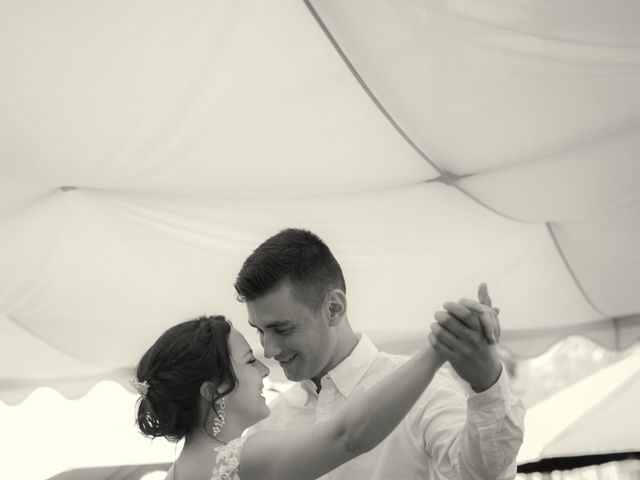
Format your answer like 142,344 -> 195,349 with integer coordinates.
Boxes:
252,334 -> 525,480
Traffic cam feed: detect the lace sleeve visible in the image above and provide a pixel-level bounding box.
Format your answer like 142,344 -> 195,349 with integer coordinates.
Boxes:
211,436 -> 248,480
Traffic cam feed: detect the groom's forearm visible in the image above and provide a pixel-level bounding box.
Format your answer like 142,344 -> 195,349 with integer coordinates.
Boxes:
458,370 -> 525,479
422,367 -> 525,480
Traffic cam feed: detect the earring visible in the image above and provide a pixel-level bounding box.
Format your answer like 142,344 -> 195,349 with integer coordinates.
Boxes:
212,397 -> 226,437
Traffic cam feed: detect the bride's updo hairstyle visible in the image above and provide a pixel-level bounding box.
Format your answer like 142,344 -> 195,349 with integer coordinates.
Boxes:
133,315 -> 237,441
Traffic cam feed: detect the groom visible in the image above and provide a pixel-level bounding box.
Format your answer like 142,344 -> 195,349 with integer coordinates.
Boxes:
235,228 -> 524,479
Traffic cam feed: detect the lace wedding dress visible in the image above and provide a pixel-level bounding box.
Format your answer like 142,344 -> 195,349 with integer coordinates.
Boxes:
211,436 -> 248,480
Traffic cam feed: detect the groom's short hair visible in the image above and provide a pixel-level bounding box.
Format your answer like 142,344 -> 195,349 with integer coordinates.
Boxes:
234,228 -> 345,311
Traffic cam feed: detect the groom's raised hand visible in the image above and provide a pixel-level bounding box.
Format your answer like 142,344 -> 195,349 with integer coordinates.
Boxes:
428,283 -> 502,392
476,282 -> 501,343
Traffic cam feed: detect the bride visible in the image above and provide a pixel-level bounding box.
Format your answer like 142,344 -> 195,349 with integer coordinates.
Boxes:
132,314 -> 492,480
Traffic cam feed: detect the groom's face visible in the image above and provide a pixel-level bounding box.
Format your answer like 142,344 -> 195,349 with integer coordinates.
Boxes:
246,282 -> 337,382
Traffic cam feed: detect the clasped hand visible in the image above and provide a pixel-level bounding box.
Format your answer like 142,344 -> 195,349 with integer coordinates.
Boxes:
428,283 -> 502,392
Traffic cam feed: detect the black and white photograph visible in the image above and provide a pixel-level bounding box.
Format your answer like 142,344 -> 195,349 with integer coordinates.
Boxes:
1,1 -> 639,479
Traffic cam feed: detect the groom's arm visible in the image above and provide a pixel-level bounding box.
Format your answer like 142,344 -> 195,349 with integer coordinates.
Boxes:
425,285 -> 524,478
414,362 -> 524,479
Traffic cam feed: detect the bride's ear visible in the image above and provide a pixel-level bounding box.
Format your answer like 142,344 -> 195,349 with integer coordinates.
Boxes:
201,380 -> 230,402
200,381 -> 216,402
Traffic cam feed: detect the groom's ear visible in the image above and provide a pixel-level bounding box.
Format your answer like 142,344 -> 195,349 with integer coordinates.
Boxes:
326,289 -> 347,326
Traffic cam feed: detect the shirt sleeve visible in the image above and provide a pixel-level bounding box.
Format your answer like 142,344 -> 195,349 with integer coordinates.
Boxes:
418,364 -> 525,480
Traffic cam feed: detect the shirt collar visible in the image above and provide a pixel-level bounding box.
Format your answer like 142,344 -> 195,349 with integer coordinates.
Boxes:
301,333 -> 379,398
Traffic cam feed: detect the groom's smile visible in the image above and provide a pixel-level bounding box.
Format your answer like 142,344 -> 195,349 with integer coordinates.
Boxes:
277,354 -> 297,368
246,283 -> 339,383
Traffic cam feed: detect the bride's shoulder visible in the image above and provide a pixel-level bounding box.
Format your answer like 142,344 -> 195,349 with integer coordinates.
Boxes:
211,436 -> 248,480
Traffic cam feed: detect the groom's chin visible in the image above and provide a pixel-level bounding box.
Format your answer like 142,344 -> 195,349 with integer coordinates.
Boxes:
282,367 -> 303,382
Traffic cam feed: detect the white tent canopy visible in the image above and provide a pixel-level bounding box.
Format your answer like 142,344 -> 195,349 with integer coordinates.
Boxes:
519,349 -> 640,463
1,0 -> 640,405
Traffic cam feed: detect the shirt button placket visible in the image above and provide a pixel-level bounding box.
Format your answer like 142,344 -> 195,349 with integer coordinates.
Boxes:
316,375 -> 335,480
316,375 -> 335,423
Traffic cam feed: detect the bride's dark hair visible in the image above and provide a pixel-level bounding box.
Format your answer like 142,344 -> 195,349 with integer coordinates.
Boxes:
134,315 -> 237,441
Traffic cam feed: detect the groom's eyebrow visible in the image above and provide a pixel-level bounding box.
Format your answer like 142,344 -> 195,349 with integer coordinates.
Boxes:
267,320 -> 291,327
248,319 -> 292,329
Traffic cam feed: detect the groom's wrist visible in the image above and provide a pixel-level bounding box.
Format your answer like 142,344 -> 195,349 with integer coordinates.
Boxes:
470,362 -> 502,393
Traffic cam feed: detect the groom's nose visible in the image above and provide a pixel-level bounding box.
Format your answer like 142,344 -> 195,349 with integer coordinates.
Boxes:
262,334 -> 282,359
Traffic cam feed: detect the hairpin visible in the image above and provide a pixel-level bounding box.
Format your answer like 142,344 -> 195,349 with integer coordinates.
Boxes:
129,378 -> 150,396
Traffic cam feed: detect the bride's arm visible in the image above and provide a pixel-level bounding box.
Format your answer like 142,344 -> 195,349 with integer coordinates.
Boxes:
238,344 -> 445,480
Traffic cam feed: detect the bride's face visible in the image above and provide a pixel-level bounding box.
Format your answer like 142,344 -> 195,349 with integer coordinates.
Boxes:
224,329 -> 270,428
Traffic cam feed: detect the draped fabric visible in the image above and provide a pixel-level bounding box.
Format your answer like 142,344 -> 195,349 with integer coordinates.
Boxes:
519,350 -> 640,464
1,0 -> 639,404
